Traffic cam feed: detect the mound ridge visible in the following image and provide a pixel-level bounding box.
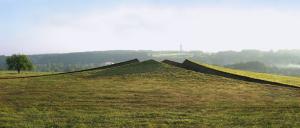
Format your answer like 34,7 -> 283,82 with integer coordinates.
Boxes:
2,58 -> 300,89
163,59 -> 300,89
91,59 -> 167,77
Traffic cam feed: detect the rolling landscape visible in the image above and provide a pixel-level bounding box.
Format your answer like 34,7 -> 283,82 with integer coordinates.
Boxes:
0,59 -> 299,127
2,0 -> 300,127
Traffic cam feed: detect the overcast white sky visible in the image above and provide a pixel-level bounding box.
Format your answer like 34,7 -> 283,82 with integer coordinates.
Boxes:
1,0 -> 300,55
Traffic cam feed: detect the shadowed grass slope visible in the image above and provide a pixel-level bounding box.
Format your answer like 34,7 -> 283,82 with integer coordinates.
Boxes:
0,60 -> 299,127
187,59 -> 300,88
91,60 -> 166,77
162,59 -> 300,89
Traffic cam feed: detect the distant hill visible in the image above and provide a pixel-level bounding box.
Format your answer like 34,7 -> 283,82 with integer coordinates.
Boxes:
0,50 -> 199,72
2,49 -> 300,74
225,61 -> 300,76
0,56 -> 5,70
0,51 -> 152,72
225,61 -> 268,73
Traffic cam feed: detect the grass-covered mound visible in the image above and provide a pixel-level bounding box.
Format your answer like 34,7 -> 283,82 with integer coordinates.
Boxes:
187,60 -> 300,88
0,60 -> 299,127
179,60 -> 299,89
92,60 -> 166,77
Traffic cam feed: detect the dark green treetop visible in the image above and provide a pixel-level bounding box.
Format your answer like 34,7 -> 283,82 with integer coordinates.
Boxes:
6,54 -> 33,73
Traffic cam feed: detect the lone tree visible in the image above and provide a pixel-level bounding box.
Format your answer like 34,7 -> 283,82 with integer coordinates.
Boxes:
6,54 -> 33,73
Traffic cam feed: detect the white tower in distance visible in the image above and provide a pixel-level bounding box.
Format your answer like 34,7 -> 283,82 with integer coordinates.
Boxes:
180,43 -> 183,53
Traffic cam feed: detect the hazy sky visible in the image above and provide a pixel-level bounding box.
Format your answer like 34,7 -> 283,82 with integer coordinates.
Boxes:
2,0 -> 300,55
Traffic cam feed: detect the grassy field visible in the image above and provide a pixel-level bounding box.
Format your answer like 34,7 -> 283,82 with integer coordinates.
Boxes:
190,60 -> 300,87
0,71 -> 53,78
0,60 -> 299,127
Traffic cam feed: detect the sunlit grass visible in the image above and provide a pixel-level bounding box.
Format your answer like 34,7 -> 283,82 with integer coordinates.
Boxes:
0,61 -> 299,127
0,71 -> 53,78
190,60 -> 300,87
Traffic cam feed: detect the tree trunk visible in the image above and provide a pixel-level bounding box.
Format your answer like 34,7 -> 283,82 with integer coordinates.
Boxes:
17,69 -> 20,74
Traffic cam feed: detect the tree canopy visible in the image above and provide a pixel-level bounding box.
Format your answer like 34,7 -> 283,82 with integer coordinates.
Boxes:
6,54 -> 33,73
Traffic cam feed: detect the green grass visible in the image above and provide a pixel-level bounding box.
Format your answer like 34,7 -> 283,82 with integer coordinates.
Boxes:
190,60 -> 300,87
0,61 -> 299,127
92,60 -> 166,77
0,71 -> 53,78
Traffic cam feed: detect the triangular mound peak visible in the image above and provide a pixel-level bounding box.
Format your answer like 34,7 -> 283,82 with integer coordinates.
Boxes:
91,59 -> 166,77
75,58 -> 140,72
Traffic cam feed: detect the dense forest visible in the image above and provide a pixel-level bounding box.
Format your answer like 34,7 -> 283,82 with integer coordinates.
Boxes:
1,50 -> 300,76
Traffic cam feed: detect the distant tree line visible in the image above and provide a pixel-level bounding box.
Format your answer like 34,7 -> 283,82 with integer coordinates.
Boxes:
226,61 -> 300,76
1,50 -> 300,76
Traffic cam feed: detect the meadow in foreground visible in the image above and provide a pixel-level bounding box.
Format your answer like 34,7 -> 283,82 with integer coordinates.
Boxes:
0,60 -> 299,127
0,71 -> 52,78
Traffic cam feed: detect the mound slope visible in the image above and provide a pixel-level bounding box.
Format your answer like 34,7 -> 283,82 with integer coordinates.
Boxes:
163,59 -> 300,89
0,59 -> 139,79
91,60 -> 166,77
0,59 -> 299,127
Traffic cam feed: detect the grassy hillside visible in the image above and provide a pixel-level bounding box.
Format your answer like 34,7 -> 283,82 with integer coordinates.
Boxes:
0,61 -> 299,127
190,60 -> 300,87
